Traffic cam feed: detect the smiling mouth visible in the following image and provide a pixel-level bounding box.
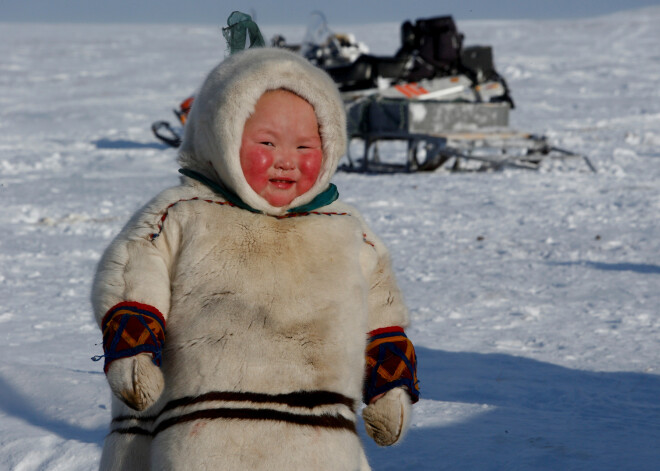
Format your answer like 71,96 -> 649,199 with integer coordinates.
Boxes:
269,178 -> 296,188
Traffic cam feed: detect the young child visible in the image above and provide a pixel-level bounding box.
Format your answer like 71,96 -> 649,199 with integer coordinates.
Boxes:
93,47 -> 419,471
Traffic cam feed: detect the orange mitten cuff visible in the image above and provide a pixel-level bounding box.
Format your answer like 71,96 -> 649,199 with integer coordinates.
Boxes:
364,326 -> 419,404
94,302 -> 166,373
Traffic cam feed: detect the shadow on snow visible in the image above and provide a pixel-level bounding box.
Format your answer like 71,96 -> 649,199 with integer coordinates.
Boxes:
93,138 -> 168,150
549,260 -> 660,275
363,346 -> 660,471
0,374 -> 106,445
2,348 -> 659,468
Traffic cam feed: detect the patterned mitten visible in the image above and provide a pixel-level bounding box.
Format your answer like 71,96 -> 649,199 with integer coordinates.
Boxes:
362,387 -> 411,446
98,302 -> 167,411
106,353 -> 164,411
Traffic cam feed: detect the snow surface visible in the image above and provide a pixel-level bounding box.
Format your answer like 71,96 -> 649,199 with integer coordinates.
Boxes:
1,7 -> 660,470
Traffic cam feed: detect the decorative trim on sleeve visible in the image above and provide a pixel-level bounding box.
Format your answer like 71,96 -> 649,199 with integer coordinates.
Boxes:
98,302 -> 166,374
364,326 -> 420,404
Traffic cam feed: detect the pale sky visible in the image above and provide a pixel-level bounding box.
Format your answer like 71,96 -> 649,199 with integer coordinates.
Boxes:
3,0 -> 659,24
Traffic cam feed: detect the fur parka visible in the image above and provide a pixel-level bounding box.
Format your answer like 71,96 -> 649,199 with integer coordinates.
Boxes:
92,47 -> 411,471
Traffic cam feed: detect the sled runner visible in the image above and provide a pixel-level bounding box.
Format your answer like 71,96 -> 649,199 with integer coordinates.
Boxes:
342,127 -> 594,173
341,97 -> 595,172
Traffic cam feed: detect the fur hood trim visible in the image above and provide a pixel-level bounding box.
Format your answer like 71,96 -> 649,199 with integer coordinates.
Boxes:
178,47 -> 347,216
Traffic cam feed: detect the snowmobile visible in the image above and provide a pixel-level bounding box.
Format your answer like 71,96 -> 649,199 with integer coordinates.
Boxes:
151,96 -> 193,148
152,13 -> 593,172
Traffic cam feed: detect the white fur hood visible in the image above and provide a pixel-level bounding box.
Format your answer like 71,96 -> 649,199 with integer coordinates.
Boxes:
178,47 -> 347,216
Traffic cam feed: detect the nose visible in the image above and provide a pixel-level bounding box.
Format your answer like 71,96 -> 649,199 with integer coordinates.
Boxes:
274,150 -> 295,171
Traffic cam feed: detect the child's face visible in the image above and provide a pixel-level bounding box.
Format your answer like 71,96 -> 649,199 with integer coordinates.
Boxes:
240,89 -> 323,207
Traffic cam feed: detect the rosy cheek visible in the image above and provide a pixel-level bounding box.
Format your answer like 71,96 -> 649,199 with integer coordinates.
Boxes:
240,145 -> 273,193
297,150 -> 323,194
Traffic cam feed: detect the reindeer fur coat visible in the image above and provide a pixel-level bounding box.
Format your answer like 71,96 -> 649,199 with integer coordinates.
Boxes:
92,48 -> 412,471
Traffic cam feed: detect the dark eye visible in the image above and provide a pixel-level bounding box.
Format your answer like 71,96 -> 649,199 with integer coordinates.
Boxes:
260,141 -> 274,146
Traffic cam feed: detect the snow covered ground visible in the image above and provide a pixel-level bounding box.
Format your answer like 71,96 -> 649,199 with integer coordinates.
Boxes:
1,6 -> 659,470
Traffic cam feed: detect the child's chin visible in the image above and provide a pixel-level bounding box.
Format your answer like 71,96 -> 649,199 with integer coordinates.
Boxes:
264,193 -> 295,208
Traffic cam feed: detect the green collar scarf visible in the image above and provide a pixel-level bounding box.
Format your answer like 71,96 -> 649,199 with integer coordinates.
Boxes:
179,168 -> 339,214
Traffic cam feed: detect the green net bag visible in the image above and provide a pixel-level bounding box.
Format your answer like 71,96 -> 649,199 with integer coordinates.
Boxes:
222,11 -> 266,55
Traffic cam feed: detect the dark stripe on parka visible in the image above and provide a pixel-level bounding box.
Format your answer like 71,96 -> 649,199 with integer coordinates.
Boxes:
110,390 -> 356,435
110,425 -> 152,436
159,389 -> 357,414
152,407 -> 357,436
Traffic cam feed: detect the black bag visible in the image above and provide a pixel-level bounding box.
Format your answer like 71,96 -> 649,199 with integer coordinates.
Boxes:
400,16 -> 464,81
461,45 -> 496,82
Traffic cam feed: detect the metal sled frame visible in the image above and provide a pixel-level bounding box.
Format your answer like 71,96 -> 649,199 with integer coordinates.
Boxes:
341,129 -> 595,173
